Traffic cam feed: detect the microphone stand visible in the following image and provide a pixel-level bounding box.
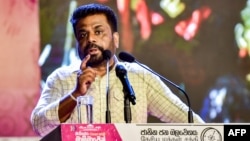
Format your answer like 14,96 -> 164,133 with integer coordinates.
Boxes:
134,60 -> 194,123
115,64 -> 136,123
105,60 -> 111,123
124,91 -> 132,123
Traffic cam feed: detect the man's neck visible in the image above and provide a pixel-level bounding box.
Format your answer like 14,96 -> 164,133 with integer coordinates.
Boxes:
95,57 -> 116,77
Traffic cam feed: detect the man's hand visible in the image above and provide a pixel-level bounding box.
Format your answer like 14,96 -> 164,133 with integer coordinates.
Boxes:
75,54 -> 97,96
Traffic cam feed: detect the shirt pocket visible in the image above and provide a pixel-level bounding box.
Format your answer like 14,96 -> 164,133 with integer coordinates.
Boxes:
110,85 -> 125,101
111,85 -> 142,103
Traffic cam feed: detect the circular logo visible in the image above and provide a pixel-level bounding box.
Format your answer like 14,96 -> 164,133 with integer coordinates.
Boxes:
201,127 -> 222,141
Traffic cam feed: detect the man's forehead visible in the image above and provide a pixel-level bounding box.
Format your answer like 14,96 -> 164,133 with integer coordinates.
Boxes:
76,15 -> 110,30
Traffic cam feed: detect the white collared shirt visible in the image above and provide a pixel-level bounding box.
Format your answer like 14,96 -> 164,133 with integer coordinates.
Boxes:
31,56 -> 205,136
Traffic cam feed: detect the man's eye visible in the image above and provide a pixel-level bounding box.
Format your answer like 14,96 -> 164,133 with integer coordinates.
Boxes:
95,30 -> 102,35
79,32 -> 87,38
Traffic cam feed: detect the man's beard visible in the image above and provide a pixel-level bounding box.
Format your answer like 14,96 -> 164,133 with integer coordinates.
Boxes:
86,53 -> 104,67
81,43 -> 105,67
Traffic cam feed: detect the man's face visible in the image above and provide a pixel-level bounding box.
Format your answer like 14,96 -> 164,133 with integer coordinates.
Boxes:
75,14 -> 119,67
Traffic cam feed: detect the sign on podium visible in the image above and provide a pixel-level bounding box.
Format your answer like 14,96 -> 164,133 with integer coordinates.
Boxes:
41,123 -> 250,141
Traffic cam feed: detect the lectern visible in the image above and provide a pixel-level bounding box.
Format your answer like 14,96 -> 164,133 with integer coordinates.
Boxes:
41,124 -> 122,141
40,123 -> 225,141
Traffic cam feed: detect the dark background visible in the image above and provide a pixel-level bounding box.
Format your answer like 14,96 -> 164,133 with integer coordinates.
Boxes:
39,0 -> 250,123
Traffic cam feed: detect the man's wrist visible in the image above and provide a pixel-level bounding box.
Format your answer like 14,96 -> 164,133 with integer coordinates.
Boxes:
69,93 -> 77,101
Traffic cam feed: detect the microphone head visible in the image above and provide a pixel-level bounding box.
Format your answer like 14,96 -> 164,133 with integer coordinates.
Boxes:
115,64 -> 127,77
103,50 -> 112,60
118,52 -> 135,63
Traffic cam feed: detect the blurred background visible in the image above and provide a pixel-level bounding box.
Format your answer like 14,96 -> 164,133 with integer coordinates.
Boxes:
1,0 -> 250,137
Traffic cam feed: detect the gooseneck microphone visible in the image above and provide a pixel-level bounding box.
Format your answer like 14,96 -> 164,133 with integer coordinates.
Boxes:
116,64 -> 136,123
103,50 -> 112,123
118,51 -> 194,123
115,65 -> 136,105
103,50 -> 111,60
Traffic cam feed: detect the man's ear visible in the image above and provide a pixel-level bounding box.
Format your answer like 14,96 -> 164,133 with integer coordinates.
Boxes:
113,32 -> 119,48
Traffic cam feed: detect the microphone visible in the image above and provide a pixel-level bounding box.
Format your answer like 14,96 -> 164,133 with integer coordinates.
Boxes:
103,50 -> 112,123
103,50 -> 111,60
115,64 -> 136,105
118,51 -> 194,123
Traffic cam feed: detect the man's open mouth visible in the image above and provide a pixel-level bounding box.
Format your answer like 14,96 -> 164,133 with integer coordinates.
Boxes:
88,48 -> 98,54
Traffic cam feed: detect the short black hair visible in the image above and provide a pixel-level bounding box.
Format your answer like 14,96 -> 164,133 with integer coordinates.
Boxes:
70,3 -> 118,34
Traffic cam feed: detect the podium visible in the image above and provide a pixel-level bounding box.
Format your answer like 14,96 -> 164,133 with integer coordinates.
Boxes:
41,124 -> 122,141
40,123 -> 230,141
40,125 -> 62,141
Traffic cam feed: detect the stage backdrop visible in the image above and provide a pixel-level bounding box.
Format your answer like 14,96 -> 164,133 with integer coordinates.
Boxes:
39,0 -> 250,124
0,0 -> 40,136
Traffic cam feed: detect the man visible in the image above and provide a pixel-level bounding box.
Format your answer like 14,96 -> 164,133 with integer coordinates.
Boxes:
31,3 -> 205,137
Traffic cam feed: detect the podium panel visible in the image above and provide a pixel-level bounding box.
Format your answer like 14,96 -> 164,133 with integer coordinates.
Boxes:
40,125 -> 61,141
40,123 -> 250,141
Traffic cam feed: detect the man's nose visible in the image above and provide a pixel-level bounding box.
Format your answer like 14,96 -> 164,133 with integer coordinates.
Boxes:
87,33 -> 96,43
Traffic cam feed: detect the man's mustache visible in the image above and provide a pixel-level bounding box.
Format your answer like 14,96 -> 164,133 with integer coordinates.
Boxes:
85,43 -> 103,52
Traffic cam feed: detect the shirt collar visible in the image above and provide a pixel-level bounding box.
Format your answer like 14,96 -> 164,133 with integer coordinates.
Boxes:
69,55 -> 120,73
